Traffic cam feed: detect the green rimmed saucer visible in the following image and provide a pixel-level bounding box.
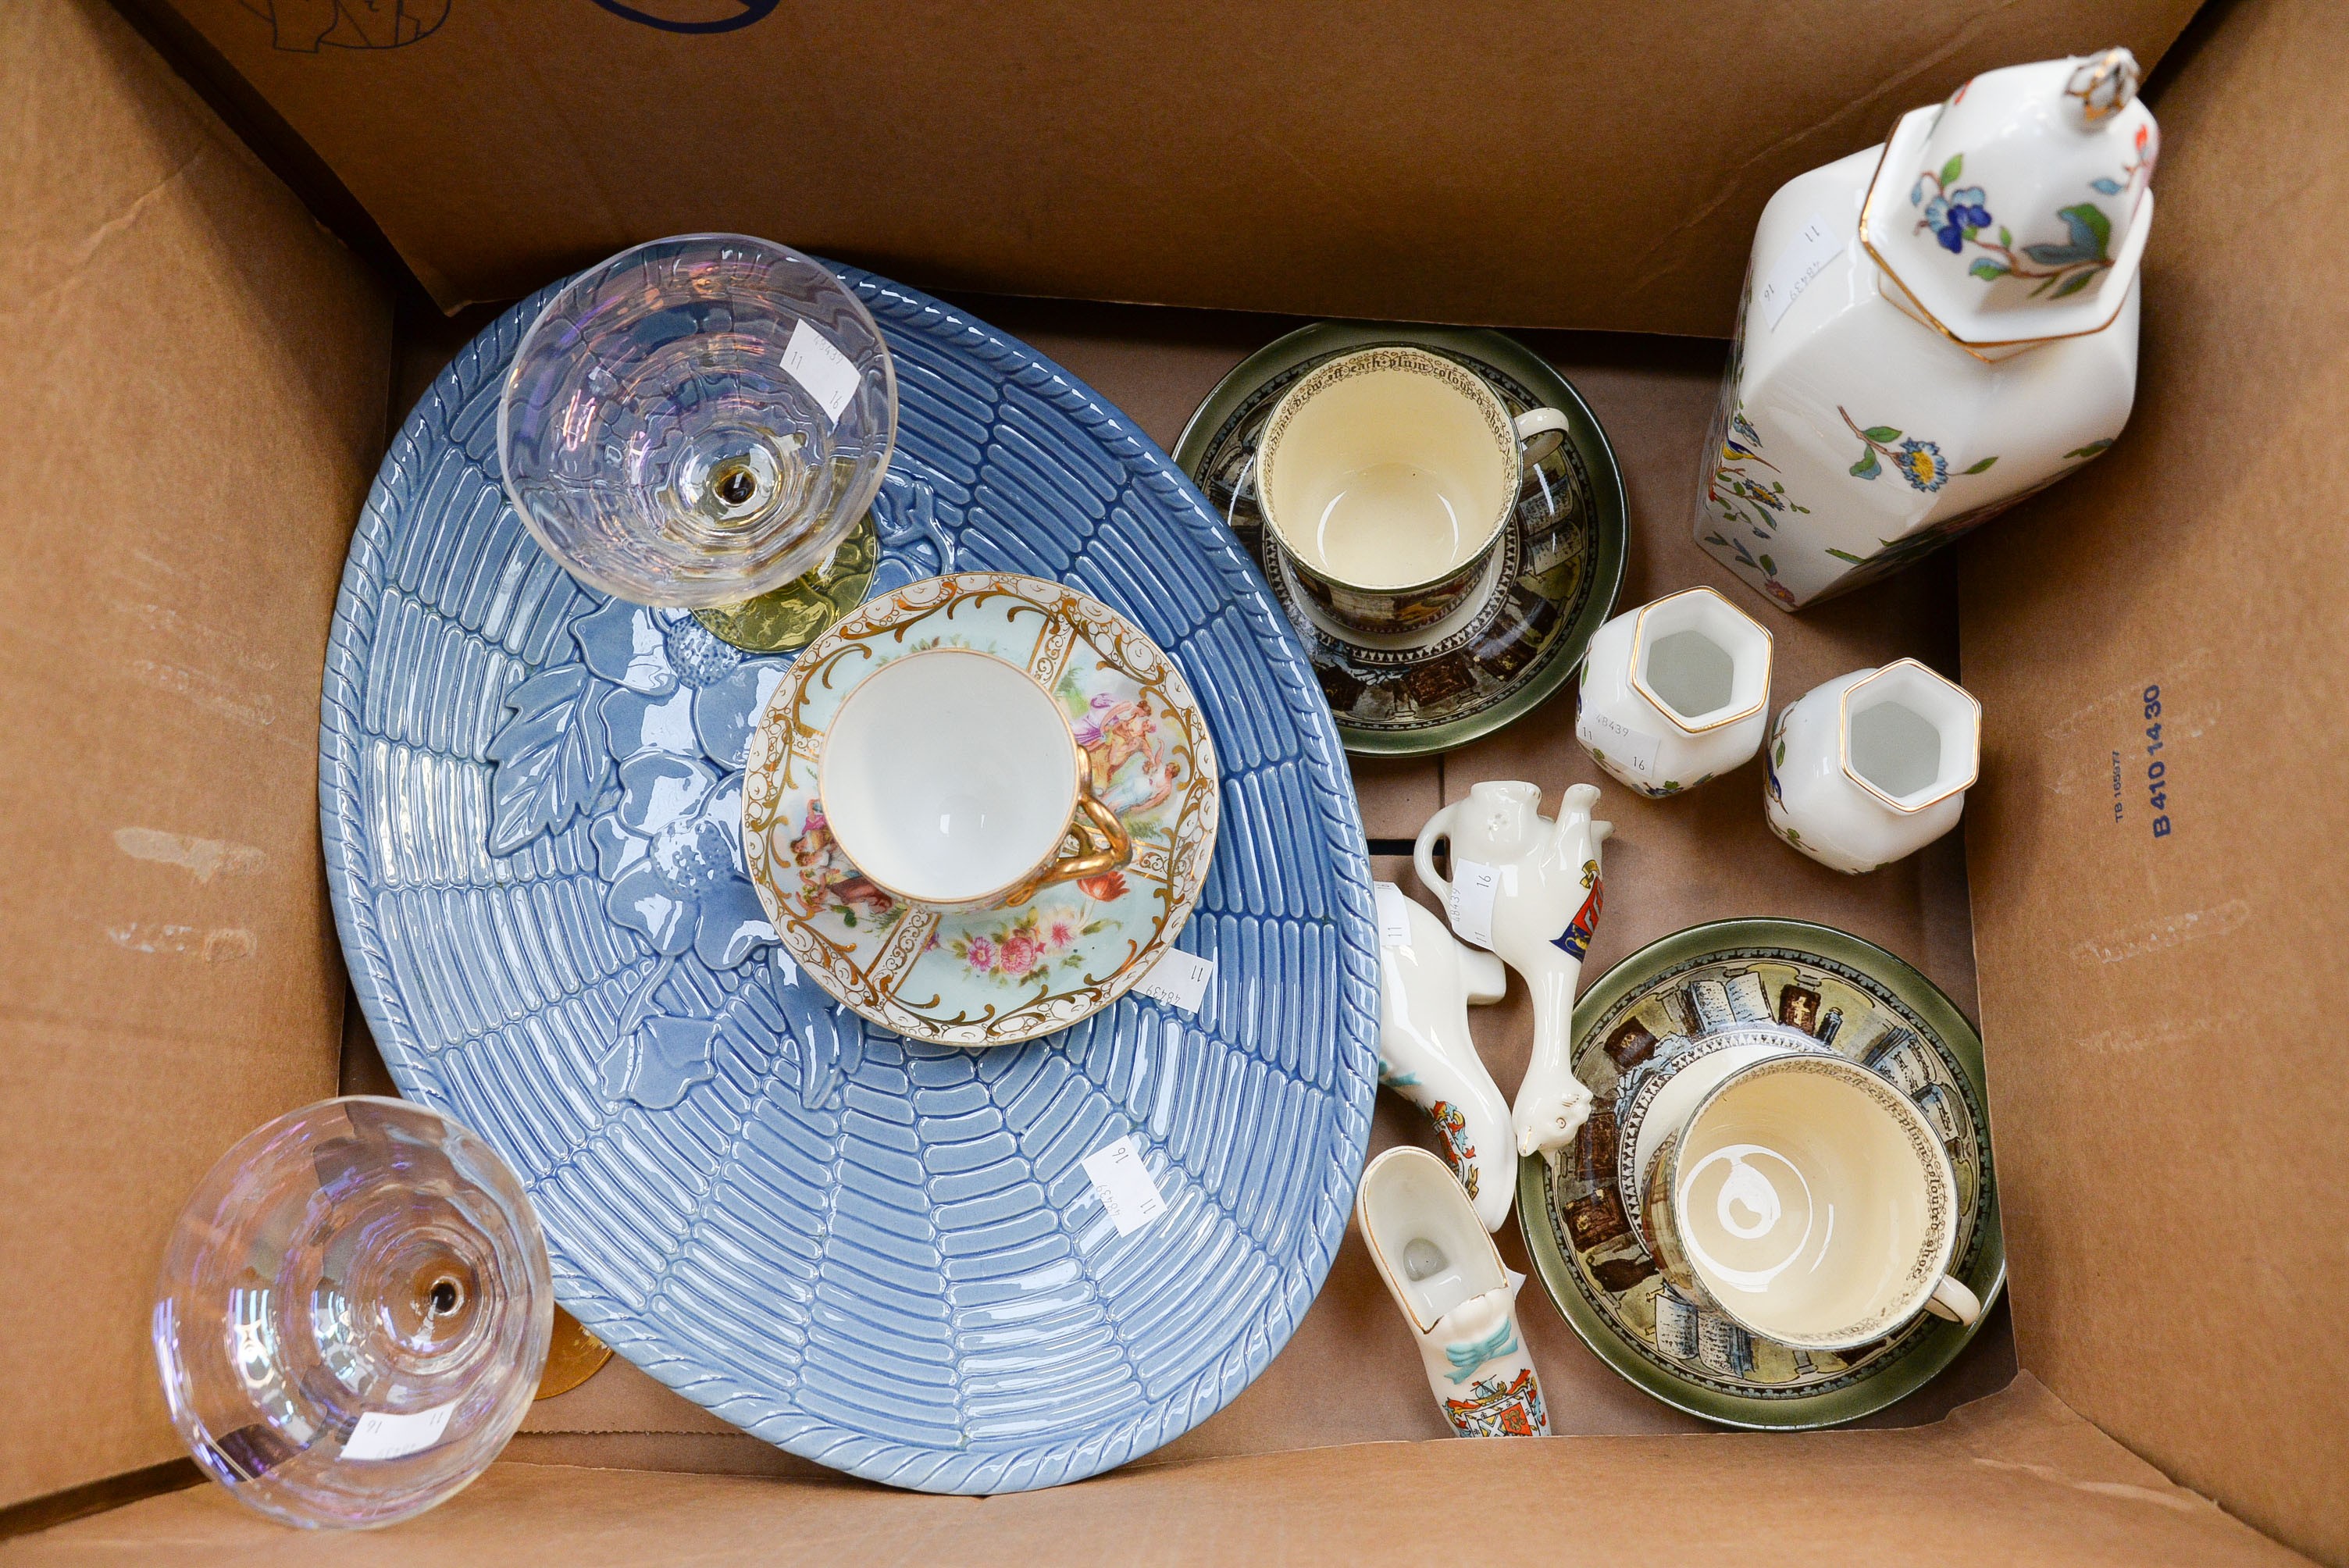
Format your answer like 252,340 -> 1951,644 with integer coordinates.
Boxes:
1172,323 -> 1627,757
1517,918 -> 2005,1428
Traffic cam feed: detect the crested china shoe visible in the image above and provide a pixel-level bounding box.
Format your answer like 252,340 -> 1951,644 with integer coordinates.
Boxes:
1413,782 -> 1611,1159
1375,889 -> 1514,1231
1358,1147 -> 1549,1438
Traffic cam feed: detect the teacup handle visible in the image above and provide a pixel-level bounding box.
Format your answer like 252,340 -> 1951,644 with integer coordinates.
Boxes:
1513,408 -> 1574,448
1923,1274 -> 1982,1326
1007,784 -> 1133,906
1411,803 -> 1460,908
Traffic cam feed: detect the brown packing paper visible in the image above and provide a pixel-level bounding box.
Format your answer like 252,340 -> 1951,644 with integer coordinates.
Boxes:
137,1 -> 2201,326
5,1378 -> 2307,1566
0,0 -> 390,1509
1958,0 -> 2349,1560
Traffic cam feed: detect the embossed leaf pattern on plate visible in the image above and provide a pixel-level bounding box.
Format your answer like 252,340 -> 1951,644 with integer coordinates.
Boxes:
321,269 -> 1378,1493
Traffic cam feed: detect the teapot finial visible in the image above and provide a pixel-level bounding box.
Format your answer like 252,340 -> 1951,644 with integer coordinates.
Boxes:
2063,48 -> 2142,128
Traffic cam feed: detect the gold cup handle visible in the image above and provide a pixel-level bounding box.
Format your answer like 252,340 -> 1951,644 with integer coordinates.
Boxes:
1004,786 -> 1133,907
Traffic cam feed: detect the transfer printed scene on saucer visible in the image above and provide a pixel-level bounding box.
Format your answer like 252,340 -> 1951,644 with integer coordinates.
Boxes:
1174,323 -> 1626,757
1520,925 -> 2002,1427
742,572 -> 1219,1046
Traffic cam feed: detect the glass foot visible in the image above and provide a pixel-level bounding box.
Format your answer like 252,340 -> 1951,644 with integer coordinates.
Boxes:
153,1096 -> 552,1530
693,508 -> 880,654
533,1308 -> 614,1401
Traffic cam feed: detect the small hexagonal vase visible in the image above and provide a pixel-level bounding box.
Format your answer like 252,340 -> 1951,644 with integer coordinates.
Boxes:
1574,586 -> 1773,798
1764,660 -> 1982,875
1696,50 -> 2155,611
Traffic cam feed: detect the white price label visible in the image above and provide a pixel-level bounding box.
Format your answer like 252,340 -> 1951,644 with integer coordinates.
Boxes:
1373,882 -> 1416,948
782,319 -> 862,426
1081,1135 -> 1168,1237
1447,860 -> 1500,950
1577,706 -> 1664,779
1132,948 -> 1214,1014
343,1401 -> 458,1462
1756,213 -> 1843,330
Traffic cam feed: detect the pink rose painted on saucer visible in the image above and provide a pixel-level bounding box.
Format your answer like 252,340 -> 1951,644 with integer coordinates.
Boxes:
742,572 -> 1221,1046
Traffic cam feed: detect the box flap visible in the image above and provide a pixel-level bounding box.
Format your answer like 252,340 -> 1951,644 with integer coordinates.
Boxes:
9,1378 -> 2304,1564
140,1 -> 2199,327
0,0 -> 390,1506
1959,0 -> 2349,1561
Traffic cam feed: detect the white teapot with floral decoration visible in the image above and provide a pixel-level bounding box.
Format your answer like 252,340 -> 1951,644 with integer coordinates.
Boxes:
1696,48 -> 2156,610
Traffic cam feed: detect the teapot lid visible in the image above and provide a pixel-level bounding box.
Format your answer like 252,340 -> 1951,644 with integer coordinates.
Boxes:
1860,49 -> 2158,348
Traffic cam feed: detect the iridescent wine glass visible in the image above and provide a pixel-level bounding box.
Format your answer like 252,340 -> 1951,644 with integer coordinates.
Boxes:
153,1097 -> 554,1529
498,233 -> 897,610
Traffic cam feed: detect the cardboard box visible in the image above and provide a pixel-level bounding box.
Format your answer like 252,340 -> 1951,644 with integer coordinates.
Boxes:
2,0 -> 2341,1560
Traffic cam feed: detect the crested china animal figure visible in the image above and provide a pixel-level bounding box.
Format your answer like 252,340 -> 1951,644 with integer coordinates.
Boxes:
1413,781 -> 1610,1159
1697,49 -> 2155,610
1357,1147 -> 1549,1438
1375,889 -> 1514,1231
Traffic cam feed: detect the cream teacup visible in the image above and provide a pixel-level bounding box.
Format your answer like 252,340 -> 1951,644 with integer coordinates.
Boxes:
816,647 -> 1130,914
1637,1053 -> 1980,1350
1256,347 -> 1572,636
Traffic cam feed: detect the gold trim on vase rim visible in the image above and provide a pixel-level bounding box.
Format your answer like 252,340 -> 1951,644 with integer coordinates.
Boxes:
1834,657 -> 1983,815
1625,586 -> 1774,736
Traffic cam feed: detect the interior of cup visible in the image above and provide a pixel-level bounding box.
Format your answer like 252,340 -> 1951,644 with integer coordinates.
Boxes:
1671,1057 -> 1950,1349
1843,661 -> 1981,810
1631,589 -> 1772,730
1359,1149 -> 1502,1331
817,649 -> 1077,904
1257,350 -> 1516,592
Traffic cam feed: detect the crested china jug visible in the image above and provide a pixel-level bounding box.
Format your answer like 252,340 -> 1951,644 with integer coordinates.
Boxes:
1375,887 -> 1518,1231
1357,1147 -> 1549,1438
1697,48 -> 2156,610
1413,782 -> 1610,1160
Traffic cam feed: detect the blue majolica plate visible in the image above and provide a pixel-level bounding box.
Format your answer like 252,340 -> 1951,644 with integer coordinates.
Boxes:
319,269 -> 1379,1493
